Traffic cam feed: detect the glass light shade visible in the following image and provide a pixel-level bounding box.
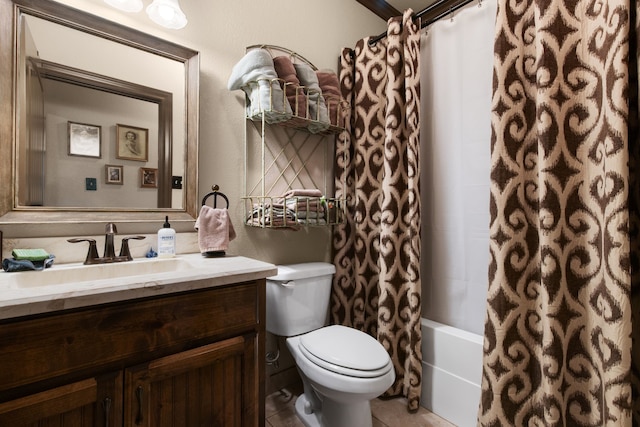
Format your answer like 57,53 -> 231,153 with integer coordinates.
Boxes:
104,0 -> 143,12
146,0 -> 188,29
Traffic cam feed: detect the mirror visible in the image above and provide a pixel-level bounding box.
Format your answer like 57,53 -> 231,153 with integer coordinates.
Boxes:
0,0 -> 199,232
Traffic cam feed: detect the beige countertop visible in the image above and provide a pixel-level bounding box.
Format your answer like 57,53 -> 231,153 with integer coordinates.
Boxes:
0,253 -> 277,320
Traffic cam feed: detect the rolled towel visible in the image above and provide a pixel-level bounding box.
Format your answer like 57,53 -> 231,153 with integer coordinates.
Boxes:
316,71 -> 342,126
293,62 -> 329,132
194,206 -> 237,254
273,56 -> 307,117
227,49 -> 292,123
316,71 -> 340,97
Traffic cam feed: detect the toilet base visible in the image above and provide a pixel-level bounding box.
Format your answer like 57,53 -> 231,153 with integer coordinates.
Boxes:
294,393 -> 374,427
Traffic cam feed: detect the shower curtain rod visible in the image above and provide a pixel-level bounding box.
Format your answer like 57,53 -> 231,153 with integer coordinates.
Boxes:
369,0 -> 477,44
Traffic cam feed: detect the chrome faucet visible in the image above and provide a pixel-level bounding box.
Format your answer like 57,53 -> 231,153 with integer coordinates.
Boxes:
68,223 -> 146,265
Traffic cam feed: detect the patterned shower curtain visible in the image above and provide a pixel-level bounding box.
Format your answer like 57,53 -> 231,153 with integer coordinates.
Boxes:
331,10 -> 423,411
479,0 -> 640,424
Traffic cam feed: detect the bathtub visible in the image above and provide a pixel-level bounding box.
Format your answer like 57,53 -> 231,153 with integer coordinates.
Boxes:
420,318 -> 483,427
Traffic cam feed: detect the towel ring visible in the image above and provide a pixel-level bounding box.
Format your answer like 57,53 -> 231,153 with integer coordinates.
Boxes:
202,185 -> 229,208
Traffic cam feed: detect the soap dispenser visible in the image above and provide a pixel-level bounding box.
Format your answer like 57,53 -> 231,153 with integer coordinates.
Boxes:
157,216 -> 176,257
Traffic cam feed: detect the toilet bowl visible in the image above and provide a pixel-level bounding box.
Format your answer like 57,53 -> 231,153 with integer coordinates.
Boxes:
266,263 -> 395,427
287,325 -> 395,427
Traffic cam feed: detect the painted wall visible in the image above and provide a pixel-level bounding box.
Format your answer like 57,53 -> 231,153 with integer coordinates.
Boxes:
13,0 -> 385,266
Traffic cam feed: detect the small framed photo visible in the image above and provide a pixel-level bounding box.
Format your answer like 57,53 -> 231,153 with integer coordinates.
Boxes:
68,121 -> 101,158
116,124 -> 148,162
140,167 -> 158,188
105,164 -> 123,185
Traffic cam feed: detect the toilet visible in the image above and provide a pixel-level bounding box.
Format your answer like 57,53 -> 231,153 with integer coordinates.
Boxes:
266,262 -> 395,427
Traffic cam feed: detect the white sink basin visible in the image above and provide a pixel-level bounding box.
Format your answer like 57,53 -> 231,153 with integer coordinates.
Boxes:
3,257 -> 194,288
0,253 -> 277,321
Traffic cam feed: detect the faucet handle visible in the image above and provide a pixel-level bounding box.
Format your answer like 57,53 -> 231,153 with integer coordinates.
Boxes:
67,238 -> 100,265
119,236 -> 146,261
105,223 -> 117,234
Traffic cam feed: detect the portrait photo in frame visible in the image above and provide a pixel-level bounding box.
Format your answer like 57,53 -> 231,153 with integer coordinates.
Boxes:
140,167 -> 158,188
116,124 -> 148,162
68,121 -> 101,158
105,164 -> 123,185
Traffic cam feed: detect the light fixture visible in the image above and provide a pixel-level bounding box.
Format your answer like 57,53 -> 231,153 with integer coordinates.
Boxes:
146,0 -> 188,29
104,0 -> 143,13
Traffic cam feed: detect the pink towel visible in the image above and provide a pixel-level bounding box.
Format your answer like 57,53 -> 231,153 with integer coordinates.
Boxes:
281,188 -> 323,198
194,206 -> 236,253
273,56 -> 308,117
316,71 -> 341,125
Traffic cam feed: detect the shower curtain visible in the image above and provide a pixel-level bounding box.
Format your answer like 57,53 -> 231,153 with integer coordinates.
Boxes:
479,0 -> 640,424
420,0 -> 496,337
331,10 -> 423,411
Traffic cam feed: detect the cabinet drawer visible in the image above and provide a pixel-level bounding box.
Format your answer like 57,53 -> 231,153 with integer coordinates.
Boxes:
0,282 -> 260,397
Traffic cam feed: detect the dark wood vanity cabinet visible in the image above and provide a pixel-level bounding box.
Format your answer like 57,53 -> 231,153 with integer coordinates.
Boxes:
0,280 -> 266,427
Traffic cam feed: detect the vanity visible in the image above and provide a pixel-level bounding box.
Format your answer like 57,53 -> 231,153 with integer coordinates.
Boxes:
0,254 -> 277,426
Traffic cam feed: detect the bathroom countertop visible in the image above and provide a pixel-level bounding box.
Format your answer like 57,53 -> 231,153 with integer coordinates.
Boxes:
0,253 -> 277,320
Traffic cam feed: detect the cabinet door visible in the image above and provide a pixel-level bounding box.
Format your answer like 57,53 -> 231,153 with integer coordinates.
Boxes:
0,371 -> 123,427
124,335 -> 257,427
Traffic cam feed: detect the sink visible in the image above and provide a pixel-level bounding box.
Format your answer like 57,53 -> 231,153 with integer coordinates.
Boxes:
3,257 -> 195,288
0,253 -> 278,321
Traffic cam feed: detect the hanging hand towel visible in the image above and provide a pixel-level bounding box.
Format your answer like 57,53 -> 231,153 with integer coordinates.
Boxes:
194,206 -> 236,254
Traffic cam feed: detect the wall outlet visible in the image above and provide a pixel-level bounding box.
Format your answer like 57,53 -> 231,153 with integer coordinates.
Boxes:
172,176 -> 183,189
85,177 -> 97,191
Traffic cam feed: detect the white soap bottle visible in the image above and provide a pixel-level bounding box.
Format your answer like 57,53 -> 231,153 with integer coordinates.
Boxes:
157,216 -> 176,257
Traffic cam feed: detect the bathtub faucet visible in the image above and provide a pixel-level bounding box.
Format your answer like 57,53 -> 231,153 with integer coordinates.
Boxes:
67,223 -> 146,264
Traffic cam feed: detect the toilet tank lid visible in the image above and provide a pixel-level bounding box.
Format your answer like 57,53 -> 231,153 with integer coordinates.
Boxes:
267,262 -> 336,281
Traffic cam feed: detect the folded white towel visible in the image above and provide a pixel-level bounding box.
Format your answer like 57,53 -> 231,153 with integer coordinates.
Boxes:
293,62 -> 329,133
194,206 -> 236,253
228,49 -> 292,123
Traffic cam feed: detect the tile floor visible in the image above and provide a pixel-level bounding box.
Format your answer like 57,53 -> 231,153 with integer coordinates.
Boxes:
265,385 -> 456,427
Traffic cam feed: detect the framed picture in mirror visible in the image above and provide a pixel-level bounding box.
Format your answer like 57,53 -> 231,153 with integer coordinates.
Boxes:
116,124 -> 148,162
105,165 -> 123,185
68,121 -> 101,158
141,167 -> 158,188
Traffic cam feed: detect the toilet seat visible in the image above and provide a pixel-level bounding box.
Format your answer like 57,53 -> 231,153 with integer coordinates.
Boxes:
299,325 -> 393,378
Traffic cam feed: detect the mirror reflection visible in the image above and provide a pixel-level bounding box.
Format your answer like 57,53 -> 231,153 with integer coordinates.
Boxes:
18,13 -> 184,210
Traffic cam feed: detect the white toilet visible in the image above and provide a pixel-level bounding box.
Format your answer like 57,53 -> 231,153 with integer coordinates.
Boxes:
266,262 -> 395,427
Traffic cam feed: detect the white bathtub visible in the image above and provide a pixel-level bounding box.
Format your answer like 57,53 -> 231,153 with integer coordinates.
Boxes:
420,318 -> 483,427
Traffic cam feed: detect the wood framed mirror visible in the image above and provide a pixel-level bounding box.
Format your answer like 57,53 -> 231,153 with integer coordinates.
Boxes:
0,0 -> 200,235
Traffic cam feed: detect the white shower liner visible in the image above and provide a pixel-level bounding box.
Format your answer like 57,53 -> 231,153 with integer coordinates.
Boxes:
420,318 -> 483,427
418,0 -> 495,423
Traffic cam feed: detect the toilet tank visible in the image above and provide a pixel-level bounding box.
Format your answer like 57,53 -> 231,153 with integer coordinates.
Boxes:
265,262 -> 336,337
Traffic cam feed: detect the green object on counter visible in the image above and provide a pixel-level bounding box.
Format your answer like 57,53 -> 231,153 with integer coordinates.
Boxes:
11,248 -> 50,261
